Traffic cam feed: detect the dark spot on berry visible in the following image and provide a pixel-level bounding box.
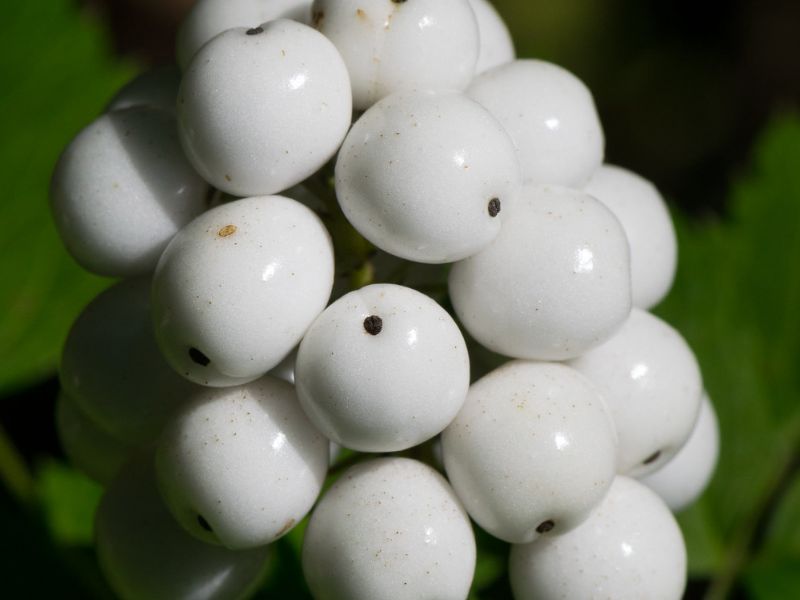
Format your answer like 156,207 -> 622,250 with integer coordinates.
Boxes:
189,347 -> 211,367
536,520 -> 555,534
363,315 -> 383,335
197,514 -> 213,532
218,224 -> 237,237
392,0 -> 407,3
643,450 -> 662,465
312,10 -> 325,28
488,198 -> 501,217
246,26 -> 264,35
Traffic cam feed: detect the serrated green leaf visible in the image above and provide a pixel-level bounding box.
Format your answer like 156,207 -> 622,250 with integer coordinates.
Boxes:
0,1 -> 136,395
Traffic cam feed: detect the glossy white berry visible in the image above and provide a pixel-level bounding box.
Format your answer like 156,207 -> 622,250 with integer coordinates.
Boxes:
56,393 -> 131,485
296,284 -> 470,452
509,476 -> 687,600
449,184 -> 632,360
468,59 -> 604,187
568,308 -> 703,476
106,66 -> 181,114
97,455 -> 271,600
585,165 -> 678,309
178,20 -> 352,196
60,279 -> 197,444
467,0 -> 515,74
156,376 -> 329,550
442,361 -> 618,544
177,0 -> 312,69
639,393 -> 719,511
336,90 -> 521,263
50,107 -> 209,277
302,458 -> 476,600
152,195 -> 334,387
311,0 -> 479,110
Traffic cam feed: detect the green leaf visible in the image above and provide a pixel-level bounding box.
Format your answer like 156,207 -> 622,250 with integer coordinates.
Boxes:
654,113 -> 800,592
35,460 -> 103,546
745,560 -> 800,599
0,1 -> 136,395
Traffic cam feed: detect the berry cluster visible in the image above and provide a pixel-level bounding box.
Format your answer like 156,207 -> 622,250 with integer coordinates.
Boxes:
51,1 -> 719,599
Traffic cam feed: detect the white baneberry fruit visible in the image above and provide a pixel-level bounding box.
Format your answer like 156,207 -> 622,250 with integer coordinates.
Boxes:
296,283 -> 470,452
156,376 -> 328,550
509,476 -> 687,600
449,184 -> 632,360
584,164 -> 678,309
302,458 -> 476,600
60,279 -> 196,444
178,20 -> 351,196
467,0 -> 515,74
50,107 -> 208,277
152,195 -> 334,387
106,66 -> 181,114
442,361 -> 618,544
568,308 -> 703,476
639,393 -> 719,511
311,0 -> 479,110
56,393 -> 131,485
336,90 -> 521,263
97,454 -> 271,600
468,59 -> 604,187
177,0 -> 312,69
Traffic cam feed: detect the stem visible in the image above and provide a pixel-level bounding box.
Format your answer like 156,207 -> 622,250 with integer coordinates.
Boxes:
0,424 -> 35,505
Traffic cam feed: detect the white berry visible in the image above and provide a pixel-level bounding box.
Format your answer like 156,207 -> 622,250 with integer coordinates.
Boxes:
178,20 -> 352,196
509,476 -> 687,600
449,184 -> 632,360
584,164 -> 678,309
639,393 -> 719,511
568,308 -> 703,476
442,361 -> 618,544
468,59 -> 604,187
50,107 -> 209,277
336,90 -> 521,263
106,66 -> 181,114
96,455 -> 271,600
467,0 -> 515,74
156,375 -> 329,550
60,279 -> 197,444
311,0 -> 479,110
296,284 -> 470,452
302,457 -> 476,600
177,0 -> 312,69
152,195 -> 334,387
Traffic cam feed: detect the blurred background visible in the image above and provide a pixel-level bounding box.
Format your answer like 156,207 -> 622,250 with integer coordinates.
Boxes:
0,0 -> 798,598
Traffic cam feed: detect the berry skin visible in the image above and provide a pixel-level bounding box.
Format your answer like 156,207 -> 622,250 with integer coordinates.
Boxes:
156,376 -> 329,550
96,454 -> 271,600
639,393 -> 719,511
106,66 -> 181,114
568,308 -> 703,476
311,0 -> 479,110
295,284 -> 470,452
468,59 -> 604,187
467,0 -> 515,74
302,458 -> 476,600
152,195 -> 334,388
56,393 -> 131,485
178,20 -> 352,196
584,164 -> 678,309
335,90 -> 521,263
50,107 -> 209,277
442,361 -> 618,544
449,184 -> 632,361
177,0 -> 312,69
509,476 -> 687,600
60,278 -> 197,445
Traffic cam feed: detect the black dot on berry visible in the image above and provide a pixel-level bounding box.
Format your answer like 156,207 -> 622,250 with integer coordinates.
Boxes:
363,315 -> 383,335
246,26 -> 264,35
391,0 -> 407,4
197,514 -> 213,532
488,198 -> 501,217
189,347 -> 211,367
643,450 -> 662,465
536,520 -> 555,534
